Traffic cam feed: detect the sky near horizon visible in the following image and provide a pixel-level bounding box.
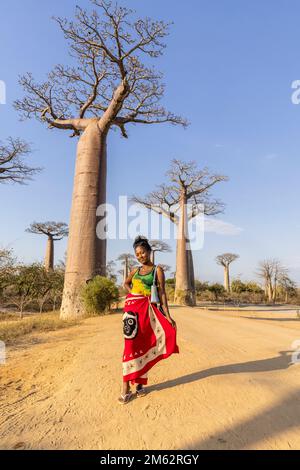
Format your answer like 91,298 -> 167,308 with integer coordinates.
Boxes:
1,0 -> 300,285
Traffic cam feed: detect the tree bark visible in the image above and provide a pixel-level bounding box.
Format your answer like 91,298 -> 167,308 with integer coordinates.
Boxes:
174,195 -> 195,306
44,236 -> 54,272
224,265 -> 230,292
267,280 -> 273,303
186,238 -> 196,305
123,257 -> 128,285
60,120 -> 107,319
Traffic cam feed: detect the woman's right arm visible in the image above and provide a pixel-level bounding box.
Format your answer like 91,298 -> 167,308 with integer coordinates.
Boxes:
123,268 -> 138,294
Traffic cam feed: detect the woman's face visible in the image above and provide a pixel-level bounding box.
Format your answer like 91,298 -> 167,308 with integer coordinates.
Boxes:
135,246 -> 151,265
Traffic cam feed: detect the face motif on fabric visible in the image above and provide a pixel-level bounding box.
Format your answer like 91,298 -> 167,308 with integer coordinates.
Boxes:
123,311 -> 138,339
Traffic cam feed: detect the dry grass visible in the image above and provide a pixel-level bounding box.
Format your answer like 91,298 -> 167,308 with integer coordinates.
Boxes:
0,311 -> 81,344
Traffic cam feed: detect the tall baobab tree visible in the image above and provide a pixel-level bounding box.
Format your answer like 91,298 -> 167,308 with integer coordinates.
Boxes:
117,253 -> 135,284
149,240 -> 171,264
26,222 -> 68,272
216,253 -> 239,292
15,1 -> 187,319
132,159 -> 228,306
0,137 -> 41,184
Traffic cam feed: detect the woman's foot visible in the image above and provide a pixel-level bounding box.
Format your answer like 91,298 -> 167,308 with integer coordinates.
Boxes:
136,384 -> 147,397
118,391 -> 133,404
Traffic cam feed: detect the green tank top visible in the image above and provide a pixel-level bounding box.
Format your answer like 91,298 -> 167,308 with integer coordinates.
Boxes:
131,265 -> 156,296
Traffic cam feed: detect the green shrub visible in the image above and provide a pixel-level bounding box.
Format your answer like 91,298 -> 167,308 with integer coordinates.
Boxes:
81,276 -> 119,315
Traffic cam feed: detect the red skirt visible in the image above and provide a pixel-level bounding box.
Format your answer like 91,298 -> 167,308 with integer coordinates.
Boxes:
122,293 -> 179,385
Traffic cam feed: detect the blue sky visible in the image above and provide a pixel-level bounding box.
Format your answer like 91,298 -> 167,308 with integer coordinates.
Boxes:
1,0 -> 300,285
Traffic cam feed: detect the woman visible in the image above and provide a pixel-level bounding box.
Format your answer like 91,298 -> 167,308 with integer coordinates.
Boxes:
118,235 -> 179,404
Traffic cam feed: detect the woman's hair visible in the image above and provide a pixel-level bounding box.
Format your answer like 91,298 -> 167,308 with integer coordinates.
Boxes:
133,235 -> 152,252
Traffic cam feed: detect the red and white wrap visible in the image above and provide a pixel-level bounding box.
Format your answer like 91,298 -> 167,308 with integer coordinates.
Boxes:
122,293 -> 179,385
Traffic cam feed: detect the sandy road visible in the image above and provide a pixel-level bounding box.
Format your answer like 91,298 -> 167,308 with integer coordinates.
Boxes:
1,306 -> 300,450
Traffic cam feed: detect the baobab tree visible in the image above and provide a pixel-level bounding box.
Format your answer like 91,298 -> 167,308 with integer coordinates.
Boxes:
106,260 -> 117,282
15,1 -> 186,319
149,240 -> 171,264
216,253 -> 239,292
277,273 -> 297,303
132,159 -> 228,306
0,137 -> 41,184
117,253 -> 135,284
26,222 -> 68,272
257,259 -> 286,303
159,264 -> 171,273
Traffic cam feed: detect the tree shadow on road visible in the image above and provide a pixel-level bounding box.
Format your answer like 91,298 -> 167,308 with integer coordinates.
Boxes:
147,350 -> 294,394
245,317 -> 300,322
181,387 -> 300,450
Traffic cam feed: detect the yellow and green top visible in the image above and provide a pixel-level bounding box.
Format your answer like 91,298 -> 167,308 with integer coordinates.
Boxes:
131,266 -> 156,296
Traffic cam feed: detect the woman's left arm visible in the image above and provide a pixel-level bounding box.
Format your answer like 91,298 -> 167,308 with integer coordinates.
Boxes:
157,266 -> 177,329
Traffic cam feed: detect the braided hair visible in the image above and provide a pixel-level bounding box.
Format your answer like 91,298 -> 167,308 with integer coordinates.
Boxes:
133,235 -> 152,253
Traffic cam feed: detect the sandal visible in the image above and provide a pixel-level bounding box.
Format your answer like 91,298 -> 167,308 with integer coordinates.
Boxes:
136,386 -> 147,397
118,391 -> 133,404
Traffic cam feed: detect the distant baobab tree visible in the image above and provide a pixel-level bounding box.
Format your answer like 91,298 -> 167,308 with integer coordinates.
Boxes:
106,260 -> 117,282
26,222 -> 68,272
132,159 -> 228,306
0,137 -> 41,184
216,253 -> 239,292
257,259 -> 287,303
278,273 -> 297,303
15,1 -> 187,319
117,253 -> 135,285
149,240 -> 171,264
159,264 -> 171,273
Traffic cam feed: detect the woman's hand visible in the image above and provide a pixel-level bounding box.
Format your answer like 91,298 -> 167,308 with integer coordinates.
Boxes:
167,317 -> 176,329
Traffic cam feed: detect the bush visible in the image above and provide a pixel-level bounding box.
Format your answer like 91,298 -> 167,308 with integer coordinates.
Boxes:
165,285 -> 175,302
81,276 -> 119,315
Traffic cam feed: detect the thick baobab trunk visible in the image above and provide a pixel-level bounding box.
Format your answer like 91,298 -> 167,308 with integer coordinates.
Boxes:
60,120 -> 107,319
174,195 -> 195,306
224,265 -> 230,292
272,279 -> 277,303
267,280 -> 273,303
95,132 -> 107,276
186,239 -> 196,305
44,236 -> 54,272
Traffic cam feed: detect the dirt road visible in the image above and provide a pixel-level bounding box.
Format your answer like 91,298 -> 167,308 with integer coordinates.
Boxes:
1,306 -> 300,450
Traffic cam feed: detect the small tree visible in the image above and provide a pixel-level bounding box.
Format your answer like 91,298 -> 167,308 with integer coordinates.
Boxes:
48,268 -> 65,311
81,276 -> 119,315
5,264 -> 41,318
0,248 -> 16,301
208,283 -> 225,302
231,279 -> 247,294
34,266 -> 54,313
